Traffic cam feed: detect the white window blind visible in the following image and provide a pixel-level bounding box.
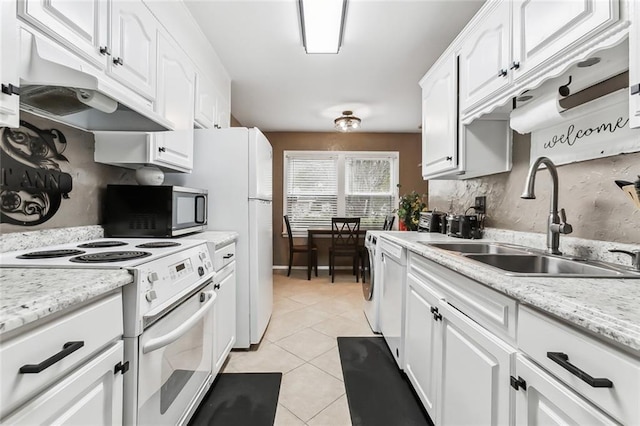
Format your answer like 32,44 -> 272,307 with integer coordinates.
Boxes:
284,151 -> 398,232
345,157 -> 394,228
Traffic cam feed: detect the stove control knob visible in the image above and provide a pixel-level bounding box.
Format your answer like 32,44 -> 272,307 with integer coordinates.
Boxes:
147,272 -> 159,283
145,290 -> 158,302
198,266 -> 205,276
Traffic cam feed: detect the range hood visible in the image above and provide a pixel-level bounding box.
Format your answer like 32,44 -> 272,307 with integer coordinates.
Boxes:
18,28 -> 170,132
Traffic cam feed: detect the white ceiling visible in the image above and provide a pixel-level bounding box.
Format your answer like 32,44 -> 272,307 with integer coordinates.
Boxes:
184,0 -> 485,133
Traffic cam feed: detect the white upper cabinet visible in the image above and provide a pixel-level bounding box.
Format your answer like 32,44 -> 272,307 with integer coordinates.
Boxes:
110,0 -> 157,100
155,30 -> 195,130
459,0 -> 511,114
420,52 -> 458,179
17,0 -> 109,69
0,0 -> 19,128
194,71 -> 217,129
512,0 -> 620,80
630,0 -> 639,128
215,88 -> 231,129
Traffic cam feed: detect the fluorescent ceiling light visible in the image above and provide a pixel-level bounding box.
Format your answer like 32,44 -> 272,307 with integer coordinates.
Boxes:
299,0 -> 346,54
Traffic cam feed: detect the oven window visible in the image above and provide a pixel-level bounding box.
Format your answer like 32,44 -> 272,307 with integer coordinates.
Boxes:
160,322 -> 203,413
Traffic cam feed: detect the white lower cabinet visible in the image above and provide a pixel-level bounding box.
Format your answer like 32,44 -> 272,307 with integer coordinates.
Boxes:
514,354 -> 617,426
0,292 -> 125,424
405,274 -> 442,420
3,341 -> 124,425
213,260 -> 236,376
404,253 -> 515,426
630,0 -> 640,128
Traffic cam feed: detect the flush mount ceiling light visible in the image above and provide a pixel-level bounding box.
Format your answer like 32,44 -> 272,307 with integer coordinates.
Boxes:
299,0 -> 347,54
334,110 -> 361,132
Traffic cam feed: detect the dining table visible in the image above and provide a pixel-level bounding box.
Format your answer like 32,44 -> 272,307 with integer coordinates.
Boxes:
306,228 -> 367,280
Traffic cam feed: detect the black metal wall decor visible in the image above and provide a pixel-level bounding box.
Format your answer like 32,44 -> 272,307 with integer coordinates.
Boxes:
0,120 -> 73,226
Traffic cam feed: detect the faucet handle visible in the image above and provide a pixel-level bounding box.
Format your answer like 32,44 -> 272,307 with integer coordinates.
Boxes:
558,208 -> 573,234
609,249 -> 640,271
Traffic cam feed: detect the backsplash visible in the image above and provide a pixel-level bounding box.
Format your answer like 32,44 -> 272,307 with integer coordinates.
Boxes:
0,113 -> 135,234
429,132 -> 640,244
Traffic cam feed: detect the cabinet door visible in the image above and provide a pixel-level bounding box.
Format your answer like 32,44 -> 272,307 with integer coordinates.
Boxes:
17,0 -> 109,68
3,341 -> 124,425
215,89 -> 231,129
630,0 -> 640,128
110,0 -> 156,100
514,355 -> 617,426
438,302 -> 515,426
214,263 -> 237,375
404,274 -> 442,421
0,0 -> 19,128
512,0 -> 620,78
458,0 -> 511,114
194,72 -> 217,129
421,53 -> 458,179
155,31 -> 195,130
151,129 -> 193,171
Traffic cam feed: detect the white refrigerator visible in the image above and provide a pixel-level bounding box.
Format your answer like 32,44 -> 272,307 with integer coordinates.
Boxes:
166,128 -> 273,348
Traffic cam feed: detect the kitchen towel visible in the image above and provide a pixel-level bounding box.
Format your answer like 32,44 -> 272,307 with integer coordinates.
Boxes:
187,373 -> 281,426
510,91 -> 566,134
338,336 -> 433,426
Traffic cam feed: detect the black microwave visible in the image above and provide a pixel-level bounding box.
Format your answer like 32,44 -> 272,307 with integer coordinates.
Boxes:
104,185 -> 207,237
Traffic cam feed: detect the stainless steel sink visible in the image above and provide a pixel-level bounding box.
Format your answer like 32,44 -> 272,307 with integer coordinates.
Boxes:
463,254 -> 639,278
420,242 -> 530,255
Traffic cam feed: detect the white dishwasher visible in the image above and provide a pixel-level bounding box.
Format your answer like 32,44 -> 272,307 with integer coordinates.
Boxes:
378,237 -> 407,370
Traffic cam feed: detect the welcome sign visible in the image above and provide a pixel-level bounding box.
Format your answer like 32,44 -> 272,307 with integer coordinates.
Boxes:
530,89 -> 640,166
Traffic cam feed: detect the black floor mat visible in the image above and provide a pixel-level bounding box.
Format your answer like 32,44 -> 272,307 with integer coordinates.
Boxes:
338,337 -> 434,426
188,373 -> 282,426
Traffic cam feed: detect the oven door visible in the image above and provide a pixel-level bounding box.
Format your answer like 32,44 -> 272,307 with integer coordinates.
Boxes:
137,281 -> 215,425
172,187 -> 207,236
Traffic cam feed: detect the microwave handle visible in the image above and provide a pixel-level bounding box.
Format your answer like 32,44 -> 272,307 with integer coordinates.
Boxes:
195,195 -> 207,224
142,291 -> 216,354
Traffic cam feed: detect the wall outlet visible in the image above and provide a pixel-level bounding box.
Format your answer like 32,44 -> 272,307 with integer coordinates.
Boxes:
475,196 -> 486,214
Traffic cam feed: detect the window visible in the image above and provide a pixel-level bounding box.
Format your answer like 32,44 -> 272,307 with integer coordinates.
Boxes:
284,151 -> 398,232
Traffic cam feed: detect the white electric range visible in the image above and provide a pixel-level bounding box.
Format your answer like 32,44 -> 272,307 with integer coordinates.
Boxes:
0,238 -> 216,425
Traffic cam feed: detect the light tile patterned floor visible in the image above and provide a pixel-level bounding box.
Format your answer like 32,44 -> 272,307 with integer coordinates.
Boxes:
222,270 -> 377,425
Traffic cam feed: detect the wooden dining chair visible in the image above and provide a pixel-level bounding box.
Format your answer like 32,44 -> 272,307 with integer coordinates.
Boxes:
328,217 -> 361,283
284,215 -> 318,279
383,214 -> 396,230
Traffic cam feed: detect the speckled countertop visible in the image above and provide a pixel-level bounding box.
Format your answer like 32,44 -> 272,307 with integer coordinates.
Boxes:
0,228 -> 238,338
379,231 -> 640,356
0,268 -> 133,337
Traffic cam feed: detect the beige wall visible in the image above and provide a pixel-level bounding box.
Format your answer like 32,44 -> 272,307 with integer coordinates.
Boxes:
267,131 -> 425,268
0,113 -> 135,234
429,132 -> 640,244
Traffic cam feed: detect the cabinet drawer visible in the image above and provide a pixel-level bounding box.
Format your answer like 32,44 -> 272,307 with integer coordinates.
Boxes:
0,292 -> 123,418
408,253 -> 517,343
518,306 -> 640,425
213,242 -> 236,271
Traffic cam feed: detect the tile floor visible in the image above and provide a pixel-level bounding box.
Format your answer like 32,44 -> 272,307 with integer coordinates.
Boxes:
222,270 -> 377,425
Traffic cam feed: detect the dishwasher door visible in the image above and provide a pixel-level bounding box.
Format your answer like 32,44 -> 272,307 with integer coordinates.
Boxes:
378,238 -> 407,369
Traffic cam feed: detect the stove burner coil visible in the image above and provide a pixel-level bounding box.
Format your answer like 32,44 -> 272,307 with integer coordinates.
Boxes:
17,249 -> 86,259
78,241 -> 128,248
136,242 -> 181,248
69,251 -> 152,263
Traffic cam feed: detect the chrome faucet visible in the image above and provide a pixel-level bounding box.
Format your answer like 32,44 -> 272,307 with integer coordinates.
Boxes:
521,156 -> 573,255
609,249 -> 640,271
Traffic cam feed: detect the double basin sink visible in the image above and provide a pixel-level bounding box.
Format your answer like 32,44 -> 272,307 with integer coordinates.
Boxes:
418,242 -> 640,278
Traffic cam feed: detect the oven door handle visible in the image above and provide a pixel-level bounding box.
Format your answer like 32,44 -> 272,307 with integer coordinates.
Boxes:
142,291 -> 217,354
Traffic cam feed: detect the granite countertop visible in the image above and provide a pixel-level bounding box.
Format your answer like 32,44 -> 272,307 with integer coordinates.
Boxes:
0,268 -> 133,337
379,232 -> 640,356
181,231 -> 239,249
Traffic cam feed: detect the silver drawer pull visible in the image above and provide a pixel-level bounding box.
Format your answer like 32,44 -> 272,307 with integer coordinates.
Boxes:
223,253 -> 234,259
547,352 -> 613,388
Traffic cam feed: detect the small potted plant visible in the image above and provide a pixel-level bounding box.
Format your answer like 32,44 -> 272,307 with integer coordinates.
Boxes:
396,186 -> 427,231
